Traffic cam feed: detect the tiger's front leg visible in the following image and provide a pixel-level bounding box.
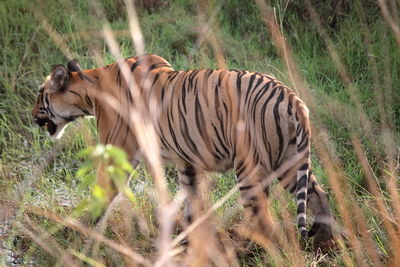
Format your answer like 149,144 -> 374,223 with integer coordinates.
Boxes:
177,165 -> 210,263
96,163 -> 118,205
177,165 -> 230,266
178,165 -> 199,225
87,150 -> 140,224
93,119 -> 142,216
96,156 -> 140,206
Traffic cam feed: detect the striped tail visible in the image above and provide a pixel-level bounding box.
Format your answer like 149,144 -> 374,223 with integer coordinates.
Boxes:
296,161 -> 309,238
295,116 -> 310,239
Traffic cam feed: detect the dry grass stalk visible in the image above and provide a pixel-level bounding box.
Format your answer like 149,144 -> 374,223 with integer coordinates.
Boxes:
195,1 -> 226,69
124,0 -> 144,56
255,0 -> 307,98
303,0 -> 373,137
256,0 -> 354,262
62,29 -> 131,41
300,1 -> 400,263
270,187 -> 305,266
18,215 -> 79,266
312,126 -> 364,266
32,9 -> 76,60
352,136 -> 397,266
24,206 -> 151,266
68,248 -> 107,267
100,37 -> 173,266
377,0 -> 400,47
356,1 -> 392,134
355,1 -> 400,256
254,2 -> 365,262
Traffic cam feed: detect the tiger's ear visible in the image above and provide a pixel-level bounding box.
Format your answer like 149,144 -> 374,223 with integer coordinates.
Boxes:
67,59 -> 81,72
49,65 -> 68,92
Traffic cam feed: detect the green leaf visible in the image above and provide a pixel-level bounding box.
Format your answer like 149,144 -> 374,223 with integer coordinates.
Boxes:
92,184 -> 106,200
77,173 -> 96,192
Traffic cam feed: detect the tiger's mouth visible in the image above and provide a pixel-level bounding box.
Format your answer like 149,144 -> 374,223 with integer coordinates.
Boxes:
34,117 -> 58,136
45,120 -> 58,136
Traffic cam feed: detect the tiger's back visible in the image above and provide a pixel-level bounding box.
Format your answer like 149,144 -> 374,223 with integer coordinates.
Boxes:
153,68 -> 305,175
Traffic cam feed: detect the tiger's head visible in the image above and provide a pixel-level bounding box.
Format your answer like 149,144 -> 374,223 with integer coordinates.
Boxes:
32,59 -> 95,139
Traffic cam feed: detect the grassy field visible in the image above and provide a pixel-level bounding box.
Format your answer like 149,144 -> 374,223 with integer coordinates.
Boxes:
1,0 -> 399,266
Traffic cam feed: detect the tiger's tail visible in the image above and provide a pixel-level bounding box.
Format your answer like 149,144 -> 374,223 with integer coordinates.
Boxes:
294,104 -> 311,239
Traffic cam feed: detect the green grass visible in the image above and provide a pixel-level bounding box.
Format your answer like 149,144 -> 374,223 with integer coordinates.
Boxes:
1,0 -> 399,266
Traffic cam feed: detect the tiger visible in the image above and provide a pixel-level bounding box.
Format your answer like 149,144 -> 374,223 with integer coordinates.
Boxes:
32,54 -> 335,252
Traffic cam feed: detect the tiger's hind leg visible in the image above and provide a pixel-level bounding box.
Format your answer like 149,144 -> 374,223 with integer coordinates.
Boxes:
305,172 -> 335,253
